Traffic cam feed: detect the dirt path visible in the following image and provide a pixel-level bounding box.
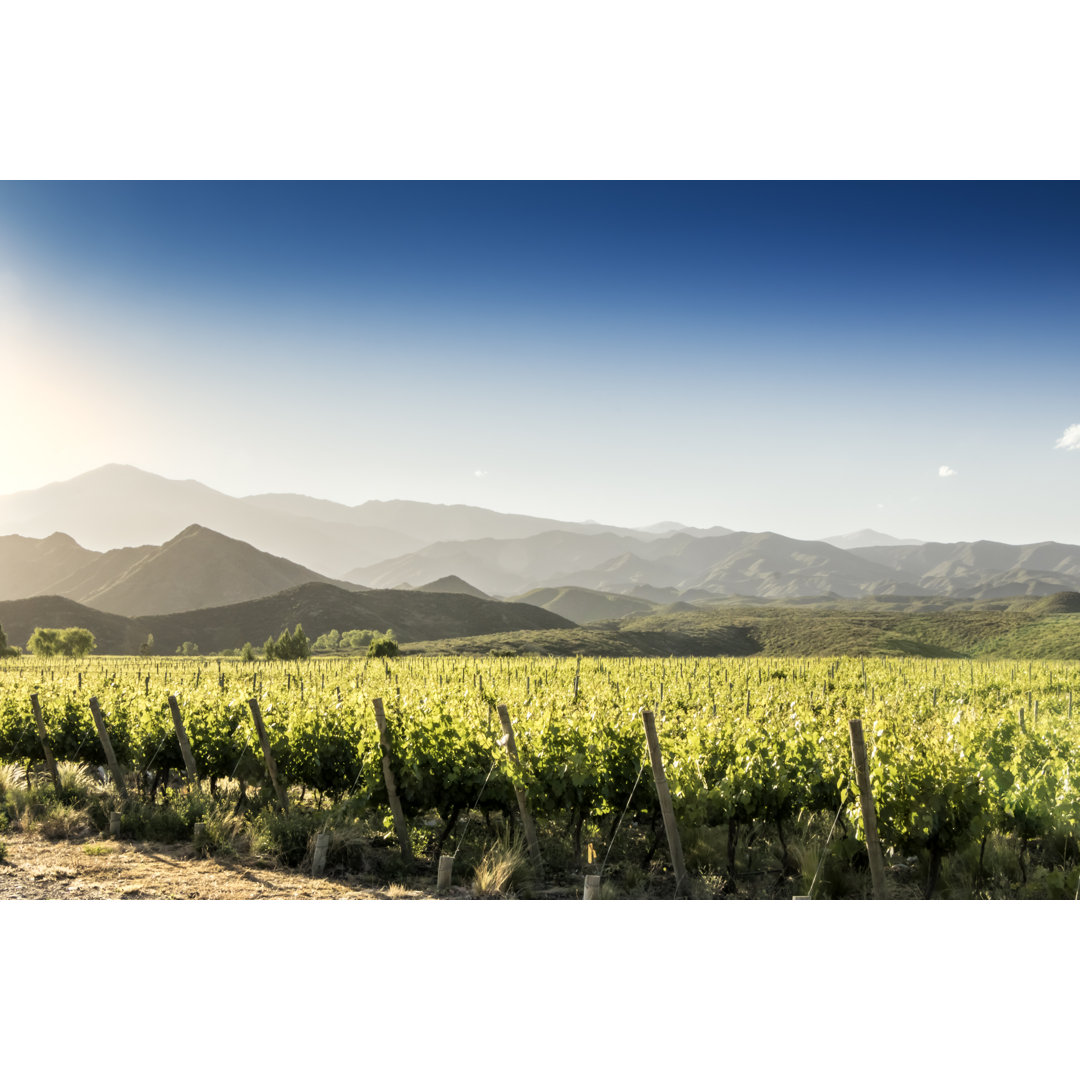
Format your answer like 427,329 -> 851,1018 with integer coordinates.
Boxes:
0,832 -> 446,900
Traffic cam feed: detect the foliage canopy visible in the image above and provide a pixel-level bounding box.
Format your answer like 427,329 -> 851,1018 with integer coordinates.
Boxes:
26,627 -> 96,657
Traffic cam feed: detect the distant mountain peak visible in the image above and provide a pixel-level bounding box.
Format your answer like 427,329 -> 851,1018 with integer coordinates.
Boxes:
415,575 -> 490,599
824,529 -> 925,549
637,521 -> 689,533
42,531 -> 81,546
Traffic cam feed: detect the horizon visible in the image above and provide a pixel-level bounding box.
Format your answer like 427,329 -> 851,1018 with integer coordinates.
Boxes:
2,182 -> 1078,545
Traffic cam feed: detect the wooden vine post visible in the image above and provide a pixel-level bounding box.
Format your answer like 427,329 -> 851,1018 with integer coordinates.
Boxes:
29,693 -> 63,797
88,696 -> 127,798
848,718 -> 887,900
167,695 -> 200,787
641,709 -> 688,897
437,855 -> 454,891
246,698 -> 289,811
372,698 -> 413,865
496,704 -> 543,875
311,831 -> 330,876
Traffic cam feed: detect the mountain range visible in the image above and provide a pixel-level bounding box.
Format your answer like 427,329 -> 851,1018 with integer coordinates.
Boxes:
0,464 -> 672,578
0,525 -> 352,617
4,466 -> 1080,632
346,529 -> 1080,603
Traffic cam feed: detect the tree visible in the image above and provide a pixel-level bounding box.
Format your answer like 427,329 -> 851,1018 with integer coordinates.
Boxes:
314,629 -> 341,652
340,629 -> 376,651
367,630 -> 399,658
27,627 -> 95,658
176,641 -> 199,655
264,624 -> 311,660
0,623 -> 18,657
62,628 -> 96,657
27,628 -> 61,656
139,633 -> 155,656
240,642 -> 256,662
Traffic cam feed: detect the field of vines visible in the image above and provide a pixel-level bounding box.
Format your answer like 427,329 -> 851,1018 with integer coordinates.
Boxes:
2,652 -> 1080,898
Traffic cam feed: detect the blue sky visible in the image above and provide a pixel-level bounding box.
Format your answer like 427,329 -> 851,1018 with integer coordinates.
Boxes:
1,181 -> 1077,543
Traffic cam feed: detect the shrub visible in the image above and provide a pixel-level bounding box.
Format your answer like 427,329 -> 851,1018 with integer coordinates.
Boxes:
248,805 -> 326,866
39,804 -> 93,840
368,631 -> 400,659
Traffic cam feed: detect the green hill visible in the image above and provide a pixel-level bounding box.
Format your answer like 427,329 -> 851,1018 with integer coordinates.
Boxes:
401,592 -> 1080,660
0,582 -> 575,656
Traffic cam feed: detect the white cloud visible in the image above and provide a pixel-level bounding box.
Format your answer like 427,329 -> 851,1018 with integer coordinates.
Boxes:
938,465 -> 956,477
1055,424 -> 1080,451
474,469 -> 488,478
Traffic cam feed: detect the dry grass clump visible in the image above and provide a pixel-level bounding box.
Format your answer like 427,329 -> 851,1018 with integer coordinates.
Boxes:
0,761 -> 25,794
321,823 -> 370,873
196,805 -> 248,857
38,804 -> 93,840
472,830 -> 531,899
0,761 -> 30,816
56,761 -> 106,801
789,838 -> 823,897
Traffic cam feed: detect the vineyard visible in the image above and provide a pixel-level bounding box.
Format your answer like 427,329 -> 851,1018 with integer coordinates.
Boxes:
2,653 -> 1080,898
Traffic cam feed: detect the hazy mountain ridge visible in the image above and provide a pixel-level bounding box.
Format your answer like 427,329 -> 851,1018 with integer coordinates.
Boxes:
346,530 -> 665,595
349,529 -> 924,599
250,493 -> 658,543
510,586 -> 661,624
0,465 -> 694,577
0,465 -> 415,577
80,525 -> 352,616
350,529 -> 1080,602
0,526 -> 350,616
823,529 -> 925,548
0,532 -> 105,599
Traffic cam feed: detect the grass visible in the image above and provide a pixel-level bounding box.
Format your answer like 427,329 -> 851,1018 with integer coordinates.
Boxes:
248,804 -> 329,866
0,761 -> 31,818
56,761 -> 106,802
472,828 -> 532,898
83,843 -> 112,856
